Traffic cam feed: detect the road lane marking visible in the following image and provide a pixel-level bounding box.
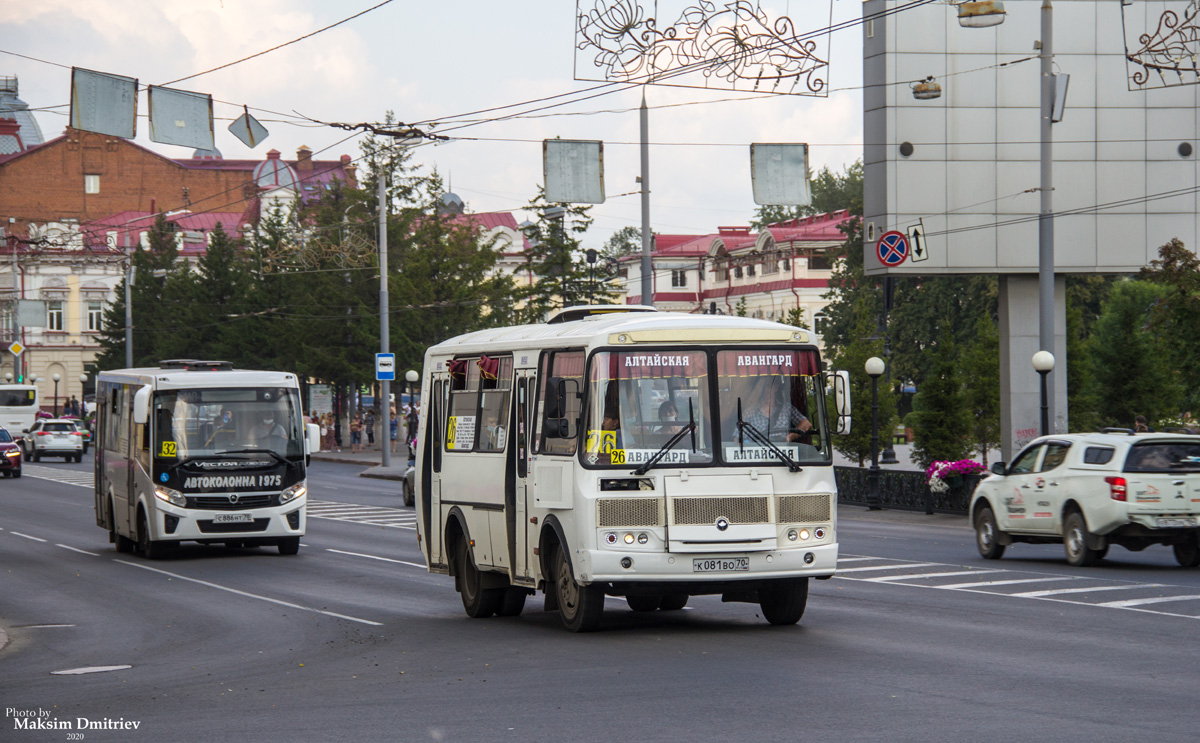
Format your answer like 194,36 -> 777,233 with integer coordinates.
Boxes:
114,559 -> 384,626
866,569 -> 1005,583
1011,584 -> 1162,598
935,576 -> 1077,590
56,544 -> 100,556
836,562 -> 940,573
51,665 -> 131,675
326,548 -> 426,569
1097,594 -> 1200,608
10,531 -> 47,542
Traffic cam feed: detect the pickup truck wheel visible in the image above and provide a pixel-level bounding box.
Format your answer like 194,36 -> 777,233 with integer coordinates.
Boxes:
1064,512 -> 1100,567
1173,541 -> 1200,568
974,506 -> 1006,560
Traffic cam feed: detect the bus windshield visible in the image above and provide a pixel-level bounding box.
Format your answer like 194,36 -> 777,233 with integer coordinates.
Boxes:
153,387 -> 304,461
584,350 -> 713,467
0,387 -> 37,407
716,350 -> 830,465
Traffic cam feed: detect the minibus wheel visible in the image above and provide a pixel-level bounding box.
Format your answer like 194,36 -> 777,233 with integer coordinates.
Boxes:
759,577 -> 809,625
456,539 -> 502,618
554,545 -> 604,632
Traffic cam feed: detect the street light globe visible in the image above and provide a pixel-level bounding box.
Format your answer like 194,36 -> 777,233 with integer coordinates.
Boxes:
405,369 -> 419,384
1032,350 -> 1055,373
3,373 -> 10,382
80,374 -> 88,383
865,356 -> 886,378
28,374 -> 36,383
52,373 -> 61,383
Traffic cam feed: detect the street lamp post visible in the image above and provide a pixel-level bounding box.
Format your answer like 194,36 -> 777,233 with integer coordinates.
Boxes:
866,356 -> 886,511
52,373 -> 60,417
1033,351 -> 1055,437
405,369 -> 419,461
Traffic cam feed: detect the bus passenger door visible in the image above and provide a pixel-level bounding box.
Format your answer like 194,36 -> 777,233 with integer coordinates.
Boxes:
424,377 -> 448,568
511,372 -> 533,580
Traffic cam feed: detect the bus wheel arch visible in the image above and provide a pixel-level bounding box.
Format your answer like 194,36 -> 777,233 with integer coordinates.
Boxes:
136,500 -> 166,560
537,516 -> 571,610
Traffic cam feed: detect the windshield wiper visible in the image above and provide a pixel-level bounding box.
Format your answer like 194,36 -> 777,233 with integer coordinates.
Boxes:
632,399 -> 697,476
735,398 -> 801,472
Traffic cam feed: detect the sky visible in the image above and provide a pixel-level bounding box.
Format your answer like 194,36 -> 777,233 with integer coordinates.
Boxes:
0,0 -> 865,251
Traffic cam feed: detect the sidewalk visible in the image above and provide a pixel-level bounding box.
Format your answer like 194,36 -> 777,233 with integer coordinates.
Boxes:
309,440 -> 410,481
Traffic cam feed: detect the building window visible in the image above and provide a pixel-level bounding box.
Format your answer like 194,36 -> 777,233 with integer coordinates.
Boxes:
48,301 -> 64,331
763,251 -> 780,275
671,269 -> 687,288
87,301 -> 104,332
84,174 -> 100,194
715,259 -> 728,282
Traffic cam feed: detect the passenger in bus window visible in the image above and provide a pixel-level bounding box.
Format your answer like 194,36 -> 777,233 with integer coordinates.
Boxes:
657,399 -> 681,435
483,410 -> 506,450
727,376 -> 810,442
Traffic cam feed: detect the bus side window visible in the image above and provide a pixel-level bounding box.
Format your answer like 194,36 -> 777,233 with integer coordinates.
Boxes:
431,381 -> 443,473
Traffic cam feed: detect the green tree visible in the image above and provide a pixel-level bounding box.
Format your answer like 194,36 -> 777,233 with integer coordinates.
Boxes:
827,312 -> 898,466
909,330 -> 974,470
1085,279 -> 1183,427
518,188 -> 604,321
960,314 -> 1001,464
1139,238 -> 1200,415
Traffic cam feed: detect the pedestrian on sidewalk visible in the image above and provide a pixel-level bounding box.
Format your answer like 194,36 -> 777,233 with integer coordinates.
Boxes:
364,408 -> 376,448
390,407 -> 399,454
350,414 -> 364,454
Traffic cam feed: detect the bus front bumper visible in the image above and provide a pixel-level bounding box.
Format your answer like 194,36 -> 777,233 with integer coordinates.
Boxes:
580,542 -> 838,585
150,498 -> 307,541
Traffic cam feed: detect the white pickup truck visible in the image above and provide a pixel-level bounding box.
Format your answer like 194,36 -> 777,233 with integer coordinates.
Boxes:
970,432 -> 1200,567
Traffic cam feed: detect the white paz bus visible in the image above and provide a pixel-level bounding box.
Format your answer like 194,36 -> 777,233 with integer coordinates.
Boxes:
94,360 -> 311,558
415,307 -> 851,631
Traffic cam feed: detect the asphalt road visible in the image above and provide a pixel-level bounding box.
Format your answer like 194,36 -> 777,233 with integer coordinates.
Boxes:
2,460 -> 1198,742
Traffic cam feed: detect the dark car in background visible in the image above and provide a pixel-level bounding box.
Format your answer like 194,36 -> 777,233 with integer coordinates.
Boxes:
0,426 -> 23,477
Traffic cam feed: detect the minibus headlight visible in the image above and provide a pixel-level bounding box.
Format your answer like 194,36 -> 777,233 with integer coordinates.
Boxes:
154,485 -> 186,507
280,480 -> 307,504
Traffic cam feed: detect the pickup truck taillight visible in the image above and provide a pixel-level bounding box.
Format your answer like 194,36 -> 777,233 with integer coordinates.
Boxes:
1106,476 -> 1127,501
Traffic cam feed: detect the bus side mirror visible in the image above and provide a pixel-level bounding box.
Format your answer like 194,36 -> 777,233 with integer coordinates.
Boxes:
544,377 -> 566,418
832,370 -> 851,435
305,422 -> 320,465
132,386 -> 151,425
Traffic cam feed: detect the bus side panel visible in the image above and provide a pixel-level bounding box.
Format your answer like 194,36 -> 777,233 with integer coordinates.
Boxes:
94,382 -> 110,529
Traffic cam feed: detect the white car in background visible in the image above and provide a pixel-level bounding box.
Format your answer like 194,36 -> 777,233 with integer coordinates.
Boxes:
971,431 -> 1200,567
23,418 -> 85,463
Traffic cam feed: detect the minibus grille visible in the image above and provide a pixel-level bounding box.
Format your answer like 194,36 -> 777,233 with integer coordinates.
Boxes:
777,494 -> 832,523
186,494 -> 277,510
670,496 -> 769,525
596,497 -> 664,527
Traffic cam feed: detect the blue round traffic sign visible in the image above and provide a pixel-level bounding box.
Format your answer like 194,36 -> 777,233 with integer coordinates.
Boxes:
876,230 -> 909,267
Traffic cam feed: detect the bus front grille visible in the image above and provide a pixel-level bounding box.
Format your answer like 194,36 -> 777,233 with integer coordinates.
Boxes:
186,494 -> 277,510
197,519 -> 270,533
777,494 -> 832,523
670,496 -> 769,526
596,497 -> 664,527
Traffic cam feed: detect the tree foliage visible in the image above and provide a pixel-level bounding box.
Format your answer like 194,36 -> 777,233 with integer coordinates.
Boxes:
909,330 -> 974,470
517,188 -> 612,321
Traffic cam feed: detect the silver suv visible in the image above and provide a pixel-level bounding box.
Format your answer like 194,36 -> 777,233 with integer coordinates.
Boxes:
23,418 -> 85,463
971,431 -> 1200,567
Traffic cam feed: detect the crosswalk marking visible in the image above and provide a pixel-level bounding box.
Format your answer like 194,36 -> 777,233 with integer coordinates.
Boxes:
1098,594 -> 1200,608
836,562 -> 940,573
867,569 -> 1003,583
21,464 -> 93,488
1011,584 -> 1162,598
306,500 -> 414,529
834,556 -> 1200,620
936,576 -> 1077,590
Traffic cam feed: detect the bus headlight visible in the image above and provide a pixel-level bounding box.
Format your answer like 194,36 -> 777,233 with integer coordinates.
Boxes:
280,480 -> 307,504
154,485 -> 186,507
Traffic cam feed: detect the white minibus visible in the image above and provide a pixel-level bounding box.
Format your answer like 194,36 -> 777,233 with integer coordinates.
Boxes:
415,307 -> 850,631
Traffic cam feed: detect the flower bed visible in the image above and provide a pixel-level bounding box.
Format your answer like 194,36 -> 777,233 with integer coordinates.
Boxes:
925,459 -> 986,493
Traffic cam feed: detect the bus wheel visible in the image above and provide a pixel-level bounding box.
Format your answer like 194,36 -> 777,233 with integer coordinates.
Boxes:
659,594 -> 689,611
759,577 -> 809,626
496,587 -> 527,617
277,537 -> 300,556
625,595 -> 661,612
456,539 -> 501,618
110,500 -> 134,553
137,509 -> 165,560
554,545 -> 604,632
